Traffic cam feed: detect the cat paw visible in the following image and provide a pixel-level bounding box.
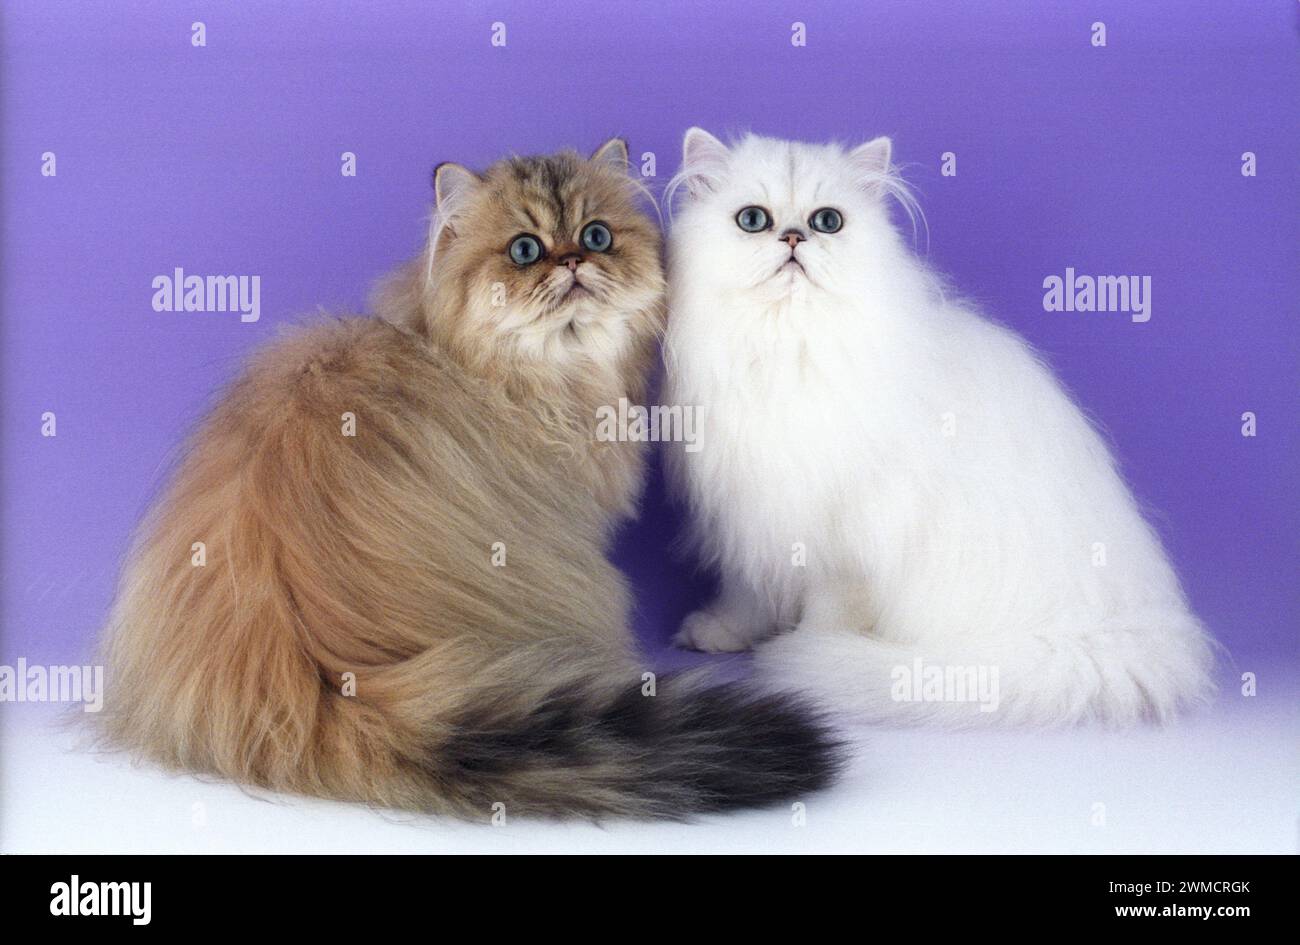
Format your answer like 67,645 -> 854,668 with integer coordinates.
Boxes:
673,610 -> 755,653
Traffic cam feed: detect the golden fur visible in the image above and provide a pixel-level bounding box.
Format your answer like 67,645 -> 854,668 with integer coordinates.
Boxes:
98,142 -> 842,819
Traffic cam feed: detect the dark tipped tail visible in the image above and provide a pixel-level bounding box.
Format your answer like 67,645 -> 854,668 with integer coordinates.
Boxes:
431,668 -> 845,820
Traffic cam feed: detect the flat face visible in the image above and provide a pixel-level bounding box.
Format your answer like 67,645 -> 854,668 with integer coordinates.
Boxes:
436,152 -> 663,364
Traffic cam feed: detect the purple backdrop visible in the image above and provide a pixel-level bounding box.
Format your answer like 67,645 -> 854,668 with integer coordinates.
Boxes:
2,1 -> 1296,668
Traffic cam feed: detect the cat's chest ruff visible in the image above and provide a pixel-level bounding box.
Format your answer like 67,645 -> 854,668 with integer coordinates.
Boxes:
708,331 -> 863,414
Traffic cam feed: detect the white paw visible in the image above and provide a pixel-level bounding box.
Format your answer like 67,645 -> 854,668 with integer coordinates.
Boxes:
673,610 -> 754,653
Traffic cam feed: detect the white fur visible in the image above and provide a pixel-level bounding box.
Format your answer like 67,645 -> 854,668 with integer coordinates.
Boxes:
664,130 -> 1214,727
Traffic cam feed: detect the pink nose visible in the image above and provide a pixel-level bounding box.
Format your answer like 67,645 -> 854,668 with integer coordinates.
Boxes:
558,253 -> 582,271
780,229 -> 806,250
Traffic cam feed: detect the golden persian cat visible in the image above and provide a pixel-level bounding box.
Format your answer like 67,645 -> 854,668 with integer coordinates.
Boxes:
98,140 -> 841,819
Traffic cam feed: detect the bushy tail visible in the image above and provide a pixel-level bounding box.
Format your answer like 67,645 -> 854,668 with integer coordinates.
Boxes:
753,609 -> 1216,727
101,619 -> 844,820
403,646 -> 845,820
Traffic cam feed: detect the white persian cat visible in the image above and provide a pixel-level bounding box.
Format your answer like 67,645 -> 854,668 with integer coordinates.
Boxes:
663,128 -> 1214,726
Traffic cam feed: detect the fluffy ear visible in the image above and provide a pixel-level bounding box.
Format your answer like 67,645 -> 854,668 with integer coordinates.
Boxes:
590,137 -> 629,170
850,136 -> 893,178
679,127 -> 730,197
432,162 -> 481,230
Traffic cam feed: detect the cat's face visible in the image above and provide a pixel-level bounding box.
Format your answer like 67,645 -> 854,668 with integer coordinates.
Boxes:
429,141 -> 664,369
669,130 -> 900,307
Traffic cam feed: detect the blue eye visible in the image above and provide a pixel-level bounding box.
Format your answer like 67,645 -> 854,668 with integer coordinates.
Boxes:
809,207 -> 843,233
508,234 -> 543,265
580,221 -> 613,253
736,206 -> 771,233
